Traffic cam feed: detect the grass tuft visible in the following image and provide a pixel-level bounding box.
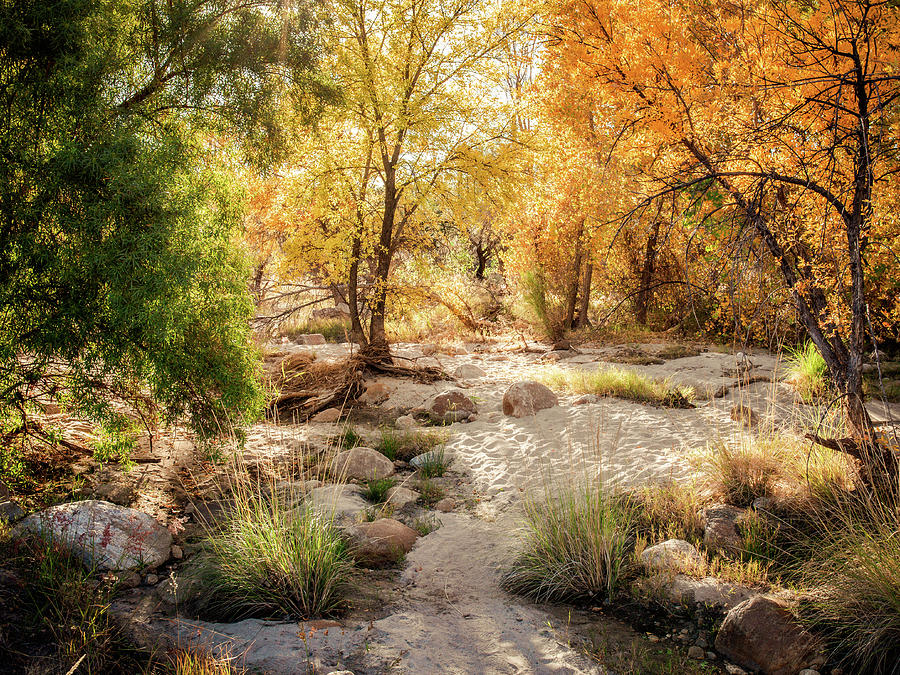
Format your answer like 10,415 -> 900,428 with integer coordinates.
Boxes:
416,448 -> 452,478
417,478 -> 445,506
375,427 -> 449,462
786,340 -> 829,403
502,483 -> 636,603
361,477 -> 397,504
536,366 -> 694,408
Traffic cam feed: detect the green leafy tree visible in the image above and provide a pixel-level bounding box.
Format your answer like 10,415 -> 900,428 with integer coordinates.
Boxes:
0,0 -> 325,444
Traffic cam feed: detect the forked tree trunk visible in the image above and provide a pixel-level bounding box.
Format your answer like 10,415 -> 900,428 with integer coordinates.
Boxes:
575,262 -> 593,328
564,219 -> 586,330
635,220 -> 661,325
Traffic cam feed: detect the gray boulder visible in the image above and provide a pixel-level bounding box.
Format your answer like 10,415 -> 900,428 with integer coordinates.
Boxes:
454,364 -> 486,379
502,381 -> 559,417
331,447 -> 394,481
306,485 -> 368,524
640,539 -> 703,573
15,500 -> 172,571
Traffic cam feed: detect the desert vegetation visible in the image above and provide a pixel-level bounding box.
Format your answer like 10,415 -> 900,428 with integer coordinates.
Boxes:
3,0 -> 900,673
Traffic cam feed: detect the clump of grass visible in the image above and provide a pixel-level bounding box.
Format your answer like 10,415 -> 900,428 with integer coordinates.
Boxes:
375,427 -> 448,461
416,448 -> 452,478
417,479 -> 445,506
4,534 -> 141,674
629,481 -> 706,544
501,483 -> 637,603
785,340 -> 829,403
193,490 -> 351,620
284,317 -> 351,343
362,477 -> 397,504
412,514 -> 441,536
657,344 -> 701,360
169,646 -> 245,674
799,502 -> 900,673
691,439 -> 785,507
537,366 -> 694,408
334,425 -> 362,450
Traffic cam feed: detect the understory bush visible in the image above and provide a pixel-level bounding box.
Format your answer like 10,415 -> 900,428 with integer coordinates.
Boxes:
501,483 -> 637,603
786,341 -> 829,403
537,366 -> 695,408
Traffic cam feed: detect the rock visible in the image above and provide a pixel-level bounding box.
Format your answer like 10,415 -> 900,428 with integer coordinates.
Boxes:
312,408 -> 342,423
434,498 -> 455,512
640,539 -> 703,573
298,333 -> 326,345
386,486 -> 418,508
448,345 -> 468,355
715,596 -> 822,675
664,574 -> 758,610
701,505 -> 746,554
421,344 -> 439,356
0,480 -> 10,499
798,670 -> 820,675
118,571 -> 141,588
688,645 -> 705,659
426,390 -> 478,422
345,518 -> 418,566
326,671 -> 355,675
454,364 -> 486,379
573,394 -> 599,405
502,381 -> 559,417
395,414 -> 417,430
306,485 -> 368,524
15,500 -> 172,571
170,545 -> 183,560
145,573 -> 159,585
332,447 -> 395,481
730,404 -> 760,427
552,339 -> 573,351
93,480 -> 135,506
0,500 -> 24,524
360,381 -> 391,405
724,665 -> 748,675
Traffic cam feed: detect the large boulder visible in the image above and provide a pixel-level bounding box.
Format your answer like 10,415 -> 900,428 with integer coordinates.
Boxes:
701,504 -> 746,554
425,390 -> 477,423
502,381 -> 559,418
331,447 -> 394,481
305,484 -> 368,524
345,518 -> 418,566
386,486 -> 419,508
715,596 -> 821,675
664,574 -> 759,611
640,539 -> 703,573
15,500 -> 172,571
454,364 -> 486,379
297,333 -> 326,345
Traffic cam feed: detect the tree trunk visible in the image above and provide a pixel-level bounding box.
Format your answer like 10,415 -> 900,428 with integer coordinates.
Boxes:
347,233 -> 367,347
363,160 -> 397,363
564,219 -> 586,329
575,262 -> 593,328
635,220 -> 660,325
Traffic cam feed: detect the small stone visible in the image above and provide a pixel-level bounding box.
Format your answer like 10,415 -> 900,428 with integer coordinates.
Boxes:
170,545 -> 183,560
706,651 -> 717,660
572,394 -> 599,405
688,645 -> 705,659
298,333 -> 326,345
454,364 -> 486,379
798,670 -> 820,675
119,571 -> 141,588
386,486 -> 418,508
701,504 -> 747,554
434,498 -> 455,512
395,415 -> 417,430
312,408 -> 342,423
345,518 -> 418,566
0,500 -> 24,525
144,573 -> 159,585
725,665 -> 747,675
695,637 -> 708,649
360,381 -> 390,405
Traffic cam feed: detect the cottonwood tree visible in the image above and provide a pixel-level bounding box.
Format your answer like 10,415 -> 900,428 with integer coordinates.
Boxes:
546,0 -> 900,489
0,0 -> 325,444
278,0 -> 529,361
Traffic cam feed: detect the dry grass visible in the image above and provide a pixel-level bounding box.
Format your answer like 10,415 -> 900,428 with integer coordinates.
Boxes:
536,365 -> 694,408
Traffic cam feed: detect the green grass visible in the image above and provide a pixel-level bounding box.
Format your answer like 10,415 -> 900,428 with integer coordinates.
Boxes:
362,477 -> 397,503
536,366 -> 694,408
375,427 -> 449,461
193,490 -> 351,620
799,501 -> 900,673
501,482 -> 637,603
785,340 -> 829,403
416,447 -> 452,478
629,481 -> 706,544
334,425 -> 362,450
417,478 -> 445,506
412,514 -> 441,536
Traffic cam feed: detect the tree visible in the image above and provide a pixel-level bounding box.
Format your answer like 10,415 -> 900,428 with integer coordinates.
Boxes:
546,0 -> 900,489
276,0 -> 527,361
0,0 -> 325,443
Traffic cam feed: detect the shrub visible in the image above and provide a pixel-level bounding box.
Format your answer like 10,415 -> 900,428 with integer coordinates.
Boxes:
362,477 -> 397,504
629,482 -> 706,544
691,440 -> 783,507
786,340 -> 829,403
537,366 -> 694,408
800,505 -> 900,673
193,495 -> 351,620
284,317 -> 350,343
501,483 -> 637,603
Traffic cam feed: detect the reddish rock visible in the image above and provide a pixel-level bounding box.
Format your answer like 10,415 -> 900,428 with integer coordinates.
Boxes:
346,518 -> 418,565
502,381 -> 559,417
